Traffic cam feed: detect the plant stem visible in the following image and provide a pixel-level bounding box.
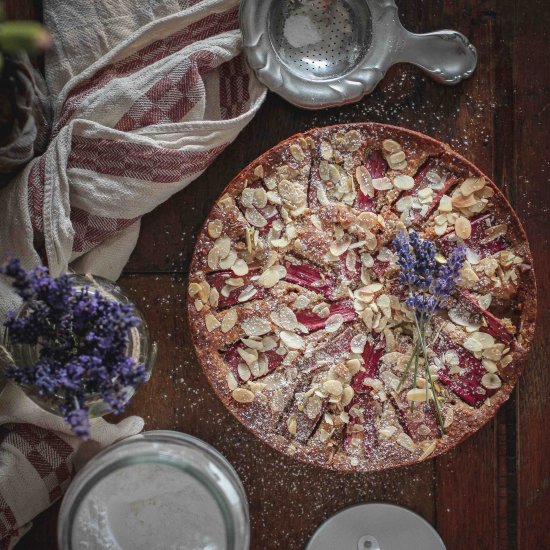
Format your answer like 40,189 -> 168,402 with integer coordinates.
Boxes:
397,339 -> 420,391
413,314 -> 445,435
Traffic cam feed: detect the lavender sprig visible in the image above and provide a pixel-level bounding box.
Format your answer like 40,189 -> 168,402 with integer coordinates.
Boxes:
0,259 -> 147,439
393,231 -> 466,434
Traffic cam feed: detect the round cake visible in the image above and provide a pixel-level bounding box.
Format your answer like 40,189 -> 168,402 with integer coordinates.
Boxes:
188,123 -> 536,472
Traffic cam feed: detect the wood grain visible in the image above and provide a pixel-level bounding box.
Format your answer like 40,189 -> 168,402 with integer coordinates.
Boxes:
8,0 -> 549,549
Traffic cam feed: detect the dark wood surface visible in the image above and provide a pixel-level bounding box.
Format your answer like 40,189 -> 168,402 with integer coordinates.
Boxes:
8,1 -> 550,549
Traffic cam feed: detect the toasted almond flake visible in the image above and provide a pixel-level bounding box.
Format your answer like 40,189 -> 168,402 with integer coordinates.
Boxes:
484,223 -> 508,242
289,143 -> 305,161
253,187 -> 268,209
241,316 -> 271,337
501,354 -> 513,368
232,387 -> 255,403
221,308 -> 238,333
472,331 -> 495,349
253,165 -> 264,178
463,336 -> 483,353
389,150 -> 406,164
245,207 -> 267,228
396,432 -> 415,451
346,358 -> 361,375
330,234 -> 352,256
188,282 -> 202,297
482,359 -> 498,373
438,194 -> 453,212
372,177 -> 393,191
280,331 -> 305,350
345,130 -> 361,151
356,165 -> 373,196
218,249 -> 236,270
226,371 -> 239,391
271,306 -> 298,331
231,259 -> 249,276
257,266 -> 283,288
238,363 -> 252,381
240,187 -> 255,208
207,219 -> 223,239
287,416 -> 297,436
320,140 -> 333,160
316,184 -> 331,206
319,160 -> 330,181
205,313 -> 220,332
434,222 -> 448,236
365,282 -> 383,293
226,277 -> 244,287
217,193 -> 234,209
419,440 -> 437,461
393,174 -> 414,190
207,247 -> 221,270
452,192 -> 477,208
455,216 -> 472,239
209,287 -> 219,308
323,379 -> 343,396
237,347 -> 258,366
406,388 -> 429,402
324,314 -> 344,333
328,163 -> 340,184
271,237 -> 290,248
278,179 -> 306,207
392,160 -> 408,171
351,333 -> 368,354
238,285 -> 258,302
460,177 -> 486,196
481,373 -> 502,390
382,139 -> 401,153
418,187 -> 433,200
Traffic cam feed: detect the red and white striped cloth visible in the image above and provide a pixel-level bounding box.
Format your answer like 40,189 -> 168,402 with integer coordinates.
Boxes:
0,0 -> 266,547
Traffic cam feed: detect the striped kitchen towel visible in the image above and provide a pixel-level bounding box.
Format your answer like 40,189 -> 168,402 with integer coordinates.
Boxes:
0,0 -> 266,547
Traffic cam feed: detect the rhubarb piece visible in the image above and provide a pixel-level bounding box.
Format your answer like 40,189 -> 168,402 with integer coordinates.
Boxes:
459,290 -> 514,345
206,269 -> 265,308
223,339 -> 283,382
352,335 -> 385,393
343,394 -> 379,455
355,151 -> 387,212
296,300 -> 357,333
283,261 -> 336,300
397,159 -> 458,224
432,333 -> 498,407
439,213 -> 508,260
388,392 -> 439,441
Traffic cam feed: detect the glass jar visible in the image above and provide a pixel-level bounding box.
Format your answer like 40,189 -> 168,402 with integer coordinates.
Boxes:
58,431 -> 250,550
2,274 -> 157,418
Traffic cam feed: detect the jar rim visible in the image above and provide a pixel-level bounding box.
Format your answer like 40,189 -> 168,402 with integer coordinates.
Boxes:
57,430 -> 250,550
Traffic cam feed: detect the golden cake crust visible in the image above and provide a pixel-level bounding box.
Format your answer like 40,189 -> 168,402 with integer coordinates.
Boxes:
188,123 -> 536,473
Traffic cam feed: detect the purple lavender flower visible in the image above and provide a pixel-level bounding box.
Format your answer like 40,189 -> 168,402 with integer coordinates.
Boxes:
1,259 -> 147,439
392,231 -> 466,319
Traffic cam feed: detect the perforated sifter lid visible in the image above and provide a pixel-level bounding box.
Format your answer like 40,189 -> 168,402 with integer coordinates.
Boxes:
306,503 -> 447,550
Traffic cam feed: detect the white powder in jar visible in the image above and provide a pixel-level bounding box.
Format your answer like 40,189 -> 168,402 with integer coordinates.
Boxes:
72,462 -> 226,550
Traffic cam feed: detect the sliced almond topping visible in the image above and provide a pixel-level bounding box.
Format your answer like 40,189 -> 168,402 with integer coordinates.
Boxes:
226,371 -> 238,391
207,220 -> 223,239
188,282 -> 202,297
238,285 -> 258,302
271,306 -> 298,331
351,333 -> 368,354
389,150 -> 406,165
382,139 -> 401,153
238,363 -> 252,381
241,316 -> 271,337
393,174 -> 414,190
325,314 -> 344,333
205,313 -> 221,332
221,308 -> 238,333
280,331 -> 305,350
245,207 -> 268,228
320,140 -> 333,160
406,388 -> 429,402
372,177 -> 393,191
257,266 -> 285,288
418,440 -> 437,461
481,373 -> 502,390
460,177 -> 486,196
217,193 -> 234,209
207,247 -> 221,270
452,192 -> 477,208
330,234 -> 352,256
254,165 -> 264,178
231,258 -> 249,276
219,249 -> 237,270
455,216 -> 472,239
438,195 -> 453,212
323,379 -> 343,397
232,387 -> 255,403
253,187 -> 268,209
289,143 -> 305,162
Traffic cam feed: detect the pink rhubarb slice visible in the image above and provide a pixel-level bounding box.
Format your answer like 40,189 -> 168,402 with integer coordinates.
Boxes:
399,159 -> 459,224
459,290 -> 514,345
388,392 -> 439,441
296,299 -> 357,333
206,269 -> 265,308
352,335 -> 385,394
439,213 -> 508,260
223,339 -> 283,382
283,261 -> 337,300
432,332 -> 499,407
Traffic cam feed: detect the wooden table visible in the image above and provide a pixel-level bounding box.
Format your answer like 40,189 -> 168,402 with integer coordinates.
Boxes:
9,1 -> 549,548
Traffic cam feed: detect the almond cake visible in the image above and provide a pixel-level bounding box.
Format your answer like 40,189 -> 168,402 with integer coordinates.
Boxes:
187,123 -> 536,472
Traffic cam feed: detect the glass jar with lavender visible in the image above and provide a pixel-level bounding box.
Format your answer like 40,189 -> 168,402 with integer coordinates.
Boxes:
58,430 -> 250,550
1,262 -> 157,438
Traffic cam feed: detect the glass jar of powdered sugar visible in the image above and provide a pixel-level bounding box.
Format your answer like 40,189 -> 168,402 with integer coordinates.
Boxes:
58,431 -> 250,550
